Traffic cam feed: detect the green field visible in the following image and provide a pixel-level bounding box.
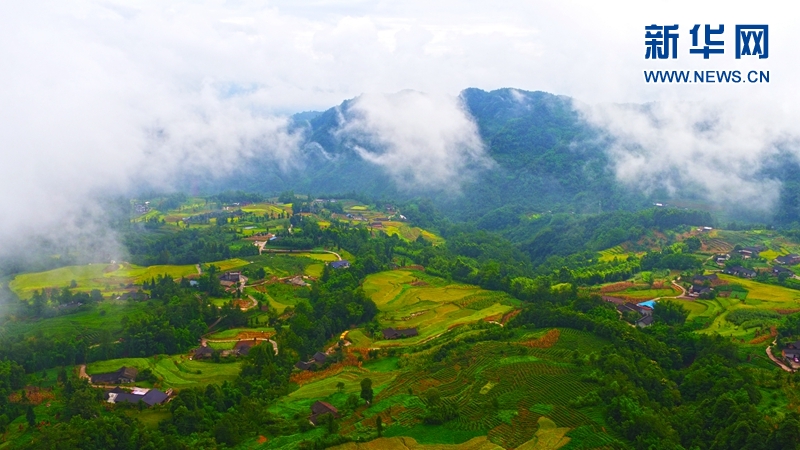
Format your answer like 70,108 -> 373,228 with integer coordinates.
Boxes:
9,258 -> 250,299
262,327 -> 619,449
286,252 -> 339,262
85,354 -> 242,389
611,287 -> 677,299
362,270 -> 520,347
717,274 -> 800,305
381,222 -> 445,245
598,246 -> 627,262
0,299 -> 147,341
205,327 -> 274,340
240,202 -> 291,216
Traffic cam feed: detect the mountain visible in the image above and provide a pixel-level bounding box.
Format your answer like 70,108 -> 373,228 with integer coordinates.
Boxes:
208,88 -> 652,222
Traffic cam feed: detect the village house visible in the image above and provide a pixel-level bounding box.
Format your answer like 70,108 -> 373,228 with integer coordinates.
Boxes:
636,315 -> 654,328
330,260 -> 350,269
382,327 -> 419,339
775,254 -> 800,265
220,271 -> 243,283
604,296 -> 653,327
192,343 -> 214,360
294,361 -> 313,371
691,274 -> 718,285
233,339 -> 260,356
713,254 -> 730,265
309,401 -> 339,426
105,387 -> 170,407
90,366 -> 138,385
783,341 -> 800,365
773,266 -> 793,276
723,266 -> 757,278
294,352 -> 330,371
285,275 -> 308,287
737,246 -> 766,259
689,285 -> 713,297
312,352 -> 328,365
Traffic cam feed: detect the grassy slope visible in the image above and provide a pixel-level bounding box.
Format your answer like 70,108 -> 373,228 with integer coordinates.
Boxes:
266,327 -> 619,449
86,355 -> 242,389
9,258 -> 249,299
362,270 -> 519,347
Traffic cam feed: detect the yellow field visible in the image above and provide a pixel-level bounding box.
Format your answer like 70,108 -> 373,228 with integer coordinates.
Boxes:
286,252 -> 339,262
759,250 -> 782,261
332,436 -> 502,450
717,274 -> 800,305
304,263 -> 324,278
9,258 -> 249,298
241,202 -> 290,216
362,270 -> 519,346
598,245 -> 640,262
381,221 -> 444,245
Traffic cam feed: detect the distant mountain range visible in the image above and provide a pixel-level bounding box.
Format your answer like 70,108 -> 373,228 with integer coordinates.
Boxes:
200,88 -> 800,226
205,88 -> 653,222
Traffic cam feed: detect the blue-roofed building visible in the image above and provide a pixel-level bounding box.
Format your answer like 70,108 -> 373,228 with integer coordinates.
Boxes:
637,300 -> 657,309
330,260 -> 350,269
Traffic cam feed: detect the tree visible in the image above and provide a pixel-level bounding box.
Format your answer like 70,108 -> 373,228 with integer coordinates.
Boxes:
376,415 -> 383,436
345,393 -> 360,410
336,381 -> 345,393
684,236 -> 702,253
323,412 -> 338,435
640,271 -> 654,287
26,405 -> 36,427
360,378 -> 374,405
653,300 -> 689,326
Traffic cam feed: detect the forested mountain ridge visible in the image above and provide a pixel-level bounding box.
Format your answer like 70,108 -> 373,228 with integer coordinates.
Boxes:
213,88 -> 651,221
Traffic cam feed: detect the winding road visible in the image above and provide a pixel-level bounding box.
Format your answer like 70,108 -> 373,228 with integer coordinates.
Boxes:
766,339 -> 795,372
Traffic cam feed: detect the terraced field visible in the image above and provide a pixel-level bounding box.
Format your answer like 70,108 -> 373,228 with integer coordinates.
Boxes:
85,354 -> 242,389
9,258 -> 249,299
363,271 -> 520,346
674,275 -> 800,339
597,246 -> 627,262
263,327 -> 620,449
717,274 -> 800,305
240,202 -> 291,216
0,299 -> 147,340
380,221 -> 445,245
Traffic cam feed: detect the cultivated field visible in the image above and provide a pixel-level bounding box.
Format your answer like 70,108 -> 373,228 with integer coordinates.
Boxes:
362,270 -> 520,347
85,355 -> 242,389
9,258 -> 250,299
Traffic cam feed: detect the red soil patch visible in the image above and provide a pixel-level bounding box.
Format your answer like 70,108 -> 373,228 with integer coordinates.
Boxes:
777,309 -> 800,315
9,387 -> 55,405
290,349 -> 365,386
750,326 -> 778,345
234,331 -> 275,340
483,313 -> 503,323
599,282 -> 636,293
519,329 -> 561,348
257,436 -> 267,444
501,309 -> 521,324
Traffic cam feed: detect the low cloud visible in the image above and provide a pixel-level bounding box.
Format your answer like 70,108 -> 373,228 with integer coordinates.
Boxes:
334,91 -> 493,192
579,99 -> 798,212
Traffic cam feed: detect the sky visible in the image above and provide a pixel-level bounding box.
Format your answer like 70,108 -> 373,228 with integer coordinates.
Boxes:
1,0 -> 799,267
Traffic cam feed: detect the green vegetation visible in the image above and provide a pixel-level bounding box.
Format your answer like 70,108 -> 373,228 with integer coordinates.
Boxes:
86,355 -> 242,389
9,188 -> 800,449
9,258 -> 249,299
